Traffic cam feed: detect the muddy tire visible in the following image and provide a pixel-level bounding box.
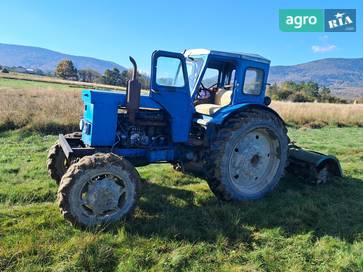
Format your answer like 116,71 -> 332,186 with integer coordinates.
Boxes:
58,153 -> 140,228
47,132 -> 82,184
47,143 -> 67,184
206,109 -> 288,201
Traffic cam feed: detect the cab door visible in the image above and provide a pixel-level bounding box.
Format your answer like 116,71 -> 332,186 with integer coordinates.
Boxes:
150,50 -> 193,143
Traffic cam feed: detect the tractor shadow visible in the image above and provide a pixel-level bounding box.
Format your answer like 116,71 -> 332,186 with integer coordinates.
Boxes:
123,175 -> 363,244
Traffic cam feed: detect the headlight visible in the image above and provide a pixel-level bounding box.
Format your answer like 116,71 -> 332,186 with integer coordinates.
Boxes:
79,119 -> 85,131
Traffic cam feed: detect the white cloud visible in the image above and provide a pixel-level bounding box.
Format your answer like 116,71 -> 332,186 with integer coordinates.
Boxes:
311,44 -> 337,53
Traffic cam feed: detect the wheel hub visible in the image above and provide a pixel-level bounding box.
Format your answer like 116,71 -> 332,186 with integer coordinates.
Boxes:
232,142 -> 268,179
229,129 -> 280,193
86,179 -> 123,215
250,154 -> 261,167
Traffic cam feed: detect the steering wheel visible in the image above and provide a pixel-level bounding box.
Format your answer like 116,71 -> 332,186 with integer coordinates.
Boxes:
197,82 -> 218,100
201,82 -> 218,90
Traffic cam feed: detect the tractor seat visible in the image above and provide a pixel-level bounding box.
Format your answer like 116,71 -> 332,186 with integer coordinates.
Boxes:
195,89 -> 232,115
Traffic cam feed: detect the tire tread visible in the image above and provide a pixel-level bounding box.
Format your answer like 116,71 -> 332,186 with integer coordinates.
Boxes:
206,109 -> 288,201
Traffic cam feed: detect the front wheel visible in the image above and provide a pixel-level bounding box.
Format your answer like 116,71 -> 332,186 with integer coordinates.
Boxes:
206,109 -> 288,201
47,132 -> 82,184
57,153 -> 140,228
47,143 -> 67,184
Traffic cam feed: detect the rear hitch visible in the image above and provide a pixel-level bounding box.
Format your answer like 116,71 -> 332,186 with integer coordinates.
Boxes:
286,144 -> 343,184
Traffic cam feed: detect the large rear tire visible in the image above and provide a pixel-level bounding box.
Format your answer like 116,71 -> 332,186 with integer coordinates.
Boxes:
206,109 -> 288,201
58,153 -> 140,228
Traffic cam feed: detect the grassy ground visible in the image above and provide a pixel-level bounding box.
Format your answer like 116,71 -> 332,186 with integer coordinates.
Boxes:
0,72 -> 126,91
0,127 -> 362,271
1,76 -> 363,271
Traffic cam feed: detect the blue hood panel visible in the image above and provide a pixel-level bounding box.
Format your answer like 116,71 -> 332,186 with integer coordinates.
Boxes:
81,89 -> 161,146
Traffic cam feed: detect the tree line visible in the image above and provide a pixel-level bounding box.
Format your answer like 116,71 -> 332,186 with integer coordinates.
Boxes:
2,60 -> 361,103
54,59 -> 150,89
268,81 -> 347,103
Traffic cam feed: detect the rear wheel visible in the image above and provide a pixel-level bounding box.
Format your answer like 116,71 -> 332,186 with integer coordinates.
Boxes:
57,153 -> 140,228
206,109 -> 288,201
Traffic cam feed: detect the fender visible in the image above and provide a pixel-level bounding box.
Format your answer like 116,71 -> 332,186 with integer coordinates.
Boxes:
209,103 -> 286,126
205,103 -> 286,143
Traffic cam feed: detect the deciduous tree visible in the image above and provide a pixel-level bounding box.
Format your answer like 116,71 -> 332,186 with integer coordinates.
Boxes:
78,69 -> 101,83
102,68 -> 123,86
55,60 -> 78,80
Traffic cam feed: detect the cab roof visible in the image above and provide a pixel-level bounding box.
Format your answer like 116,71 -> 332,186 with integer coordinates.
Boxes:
184,48 -> 271,65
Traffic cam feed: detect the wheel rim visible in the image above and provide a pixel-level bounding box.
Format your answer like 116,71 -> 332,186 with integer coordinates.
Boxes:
228,128 -> 281,195
78,172 -> 130,218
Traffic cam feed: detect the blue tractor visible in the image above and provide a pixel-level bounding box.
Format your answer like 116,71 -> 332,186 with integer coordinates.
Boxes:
47,49 -> 342,228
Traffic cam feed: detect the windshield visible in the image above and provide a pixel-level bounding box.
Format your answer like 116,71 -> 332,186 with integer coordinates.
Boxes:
185,54 -> 208,92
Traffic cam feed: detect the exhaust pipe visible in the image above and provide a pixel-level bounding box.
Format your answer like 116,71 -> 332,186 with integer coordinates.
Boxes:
126,56 -> 141,123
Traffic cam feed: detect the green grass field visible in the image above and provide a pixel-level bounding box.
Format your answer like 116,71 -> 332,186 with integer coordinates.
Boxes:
0,127 -> 362,271
0,77 -> 82,92
0,72 -> 126,91
0,76 -> 363,271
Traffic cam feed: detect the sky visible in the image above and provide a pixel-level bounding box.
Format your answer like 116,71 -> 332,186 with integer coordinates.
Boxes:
0,0 -> 361,72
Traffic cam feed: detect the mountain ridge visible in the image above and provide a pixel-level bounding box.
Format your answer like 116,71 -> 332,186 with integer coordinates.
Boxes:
0,43 -> 125,74
269,57 -> 363,99
0,43 -> 362,99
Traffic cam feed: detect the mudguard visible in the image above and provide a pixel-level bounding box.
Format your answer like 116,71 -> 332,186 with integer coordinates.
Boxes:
206,103 -> 286,143
209,103 -> 285,126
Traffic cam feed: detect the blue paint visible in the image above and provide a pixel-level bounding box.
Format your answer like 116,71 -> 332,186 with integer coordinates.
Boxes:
210,103 -> 281,125
115,148 -> 146,157
81,89 -> 162,146
147,149 -> 175,162
150,50 -> 193,142
81,90 -> 122,146
78,49 -> 279,165
113,148 -> 174,163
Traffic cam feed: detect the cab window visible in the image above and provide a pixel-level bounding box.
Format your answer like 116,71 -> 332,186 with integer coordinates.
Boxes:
202,68 -> 219,87
224,69 -> 235,88
243,68 -> 264,95
156,57 -> 185,87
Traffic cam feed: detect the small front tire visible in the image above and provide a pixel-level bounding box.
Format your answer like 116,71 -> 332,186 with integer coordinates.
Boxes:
47,143 -> 67,184
57,153 -> 140,228
47,132 -> 82,184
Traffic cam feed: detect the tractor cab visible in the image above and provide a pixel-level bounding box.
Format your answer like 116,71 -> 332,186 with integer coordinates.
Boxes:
149,49 -> 270,117
183,49 -> 270,116
148,49 -> 271,141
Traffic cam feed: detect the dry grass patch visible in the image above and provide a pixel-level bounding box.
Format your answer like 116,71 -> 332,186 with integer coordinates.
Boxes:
271,101 -> 363,127
1,76 -> 362,134
0,88 -> 82,133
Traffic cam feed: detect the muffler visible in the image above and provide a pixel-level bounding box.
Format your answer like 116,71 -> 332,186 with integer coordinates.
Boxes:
126,56 -> 141,123
286,144 -> 343,184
